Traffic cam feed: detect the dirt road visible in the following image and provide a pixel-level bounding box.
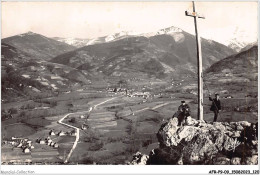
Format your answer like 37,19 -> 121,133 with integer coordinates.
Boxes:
58,96 -> 118,164
58,97 -> 189,163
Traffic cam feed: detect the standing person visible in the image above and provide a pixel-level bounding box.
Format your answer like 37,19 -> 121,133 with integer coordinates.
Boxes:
177,101 -> 191,126
209,93 -> 221,122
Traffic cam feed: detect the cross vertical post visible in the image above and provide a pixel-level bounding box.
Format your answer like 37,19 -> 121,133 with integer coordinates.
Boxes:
185,1 -> 205,120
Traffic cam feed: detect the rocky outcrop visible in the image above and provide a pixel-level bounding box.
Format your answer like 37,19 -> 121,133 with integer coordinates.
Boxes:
130,117 -> 258,165
129,152 -> 149,165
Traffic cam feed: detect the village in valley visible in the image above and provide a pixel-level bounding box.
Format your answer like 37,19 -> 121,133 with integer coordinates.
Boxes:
1,70 -> 258,164
1,1 -> 258,166
1,80 -> 186,164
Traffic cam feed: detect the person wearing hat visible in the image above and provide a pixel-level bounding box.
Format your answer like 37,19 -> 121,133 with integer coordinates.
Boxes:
209,93 -> 221,122
177,100 -> 191,126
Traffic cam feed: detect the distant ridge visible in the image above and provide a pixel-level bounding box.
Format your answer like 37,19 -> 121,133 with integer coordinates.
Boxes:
2,32 -> 76,60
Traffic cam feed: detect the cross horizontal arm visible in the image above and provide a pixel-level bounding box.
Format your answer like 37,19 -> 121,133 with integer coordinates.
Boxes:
185,11 -> 205,19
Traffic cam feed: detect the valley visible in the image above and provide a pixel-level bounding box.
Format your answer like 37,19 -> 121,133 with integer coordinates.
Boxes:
1,84 -> 190,164
1,27 -> 257,165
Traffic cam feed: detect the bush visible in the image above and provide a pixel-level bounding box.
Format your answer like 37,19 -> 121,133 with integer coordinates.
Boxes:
8,108 -> 18,114
6,66 -> 14,74
69,117 -> 76,123
67,103 -> 74,107
19,111 -> 26,118
126,123 -> 134,135
50,101 -> 57,107
22,61 -> 40,68
142,139 -> 152,147
88,141 -> 104,151
25,103 -> 35,110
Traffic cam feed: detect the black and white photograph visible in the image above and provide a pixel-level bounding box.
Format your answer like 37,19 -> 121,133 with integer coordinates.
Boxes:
0,0 -> 259,174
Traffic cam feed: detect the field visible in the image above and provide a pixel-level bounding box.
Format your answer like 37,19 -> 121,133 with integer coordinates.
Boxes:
2,123 -> 36,140
1,78 -> 258,164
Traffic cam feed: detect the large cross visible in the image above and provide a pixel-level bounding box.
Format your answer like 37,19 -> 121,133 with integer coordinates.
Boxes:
185,1 -> 205,120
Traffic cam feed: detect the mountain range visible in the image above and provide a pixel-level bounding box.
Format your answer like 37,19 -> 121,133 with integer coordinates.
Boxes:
53,31 -> 139,48
205,45 -> 258,97
52,26 -> 256,53
1,35 -> 89,102
52,37 -> 91,48
2,25 -> 256,102
2,32 -> 76,60
51,27 -> 235,80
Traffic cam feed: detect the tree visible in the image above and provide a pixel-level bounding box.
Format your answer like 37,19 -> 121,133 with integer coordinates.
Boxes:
6,66 -> 14,74
118,79 -> 127,88
8,108 -> 18,114
70,117 -> 76,123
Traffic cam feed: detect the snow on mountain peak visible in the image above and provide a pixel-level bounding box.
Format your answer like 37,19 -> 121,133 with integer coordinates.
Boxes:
156,26 -> 183,35
227,28 -> 257,52
142,26 -> 183,38
203,26 -> 257,52
18,31 -> 37,37
105,31 -> 139,42
228,38 -> 247,52
54,37 -> 90,47
53,25 -> 256,51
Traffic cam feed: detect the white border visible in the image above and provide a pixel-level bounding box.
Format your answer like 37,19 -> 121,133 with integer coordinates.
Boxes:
1,165 -> 259,174
0,0 -> 259,175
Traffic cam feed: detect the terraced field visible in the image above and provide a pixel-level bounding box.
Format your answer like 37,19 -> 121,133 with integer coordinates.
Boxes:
2,84 -> 258,164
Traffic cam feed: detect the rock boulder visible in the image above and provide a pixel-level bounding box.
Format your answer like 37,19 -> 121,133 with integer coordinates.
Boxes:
130,116 -> 258,165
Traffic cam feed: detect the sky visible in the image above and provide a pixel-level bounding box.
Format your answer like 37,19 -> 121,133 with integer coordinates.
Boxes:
1,1 -> 258,45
